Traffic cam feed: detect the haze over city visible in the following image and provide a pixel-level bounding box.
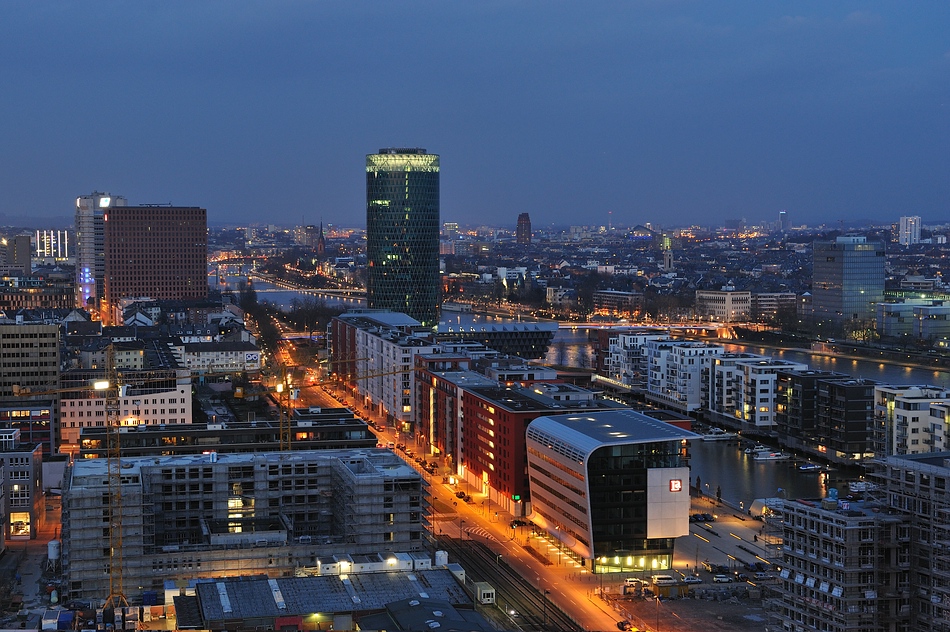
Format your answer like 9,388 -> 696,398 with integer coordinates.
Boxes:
1,2 -> 948,228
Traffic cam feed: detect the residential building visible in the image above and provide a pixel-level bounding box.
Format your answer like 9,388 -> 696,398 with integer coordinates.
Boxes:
62,449 -> 427,601
815,378 -> 877,464
433,318 -> 558,360
705,355 -> 809,431
751,292 -> 797,322
329,312 -> 437,433
525,410 -> 697,574
75,191 -> 127,309
769,494 -> 910,632
774,370 -> 850,453
102,205 -> 208,324
646,339 -> 724,412
899,215 -> 921,247
811,236 -> 885,328
595,328 -> 669,398
873,452 -> 950,631
592,290 -> 642,316
366,148 -> 440,325
872,385 -> 950,457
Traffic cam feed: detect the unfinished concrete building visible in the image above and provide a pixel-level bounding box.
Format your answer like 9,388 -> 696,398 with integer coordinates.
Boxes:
62,448 -> 427,601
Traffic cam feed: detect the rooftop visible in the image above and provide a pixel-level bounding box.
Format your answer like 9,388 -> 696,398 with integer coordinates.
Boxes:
528,409 -> 699,455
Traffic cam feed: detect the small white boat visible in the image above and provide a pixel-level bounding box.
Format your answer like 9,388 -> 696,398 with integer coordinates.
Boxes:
753,451 -> 789,461
744,444 -> 768,454
702,428 -> 738,441
799,463 -> 822,472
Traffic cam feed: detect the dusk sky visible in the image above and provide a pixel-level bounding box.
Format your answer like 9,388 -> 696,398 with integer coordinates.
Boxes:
1,2 -> 948,229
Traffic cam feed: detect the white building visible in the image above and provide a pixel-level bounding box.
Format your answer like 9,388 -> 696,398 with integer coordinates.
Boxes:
646,340 -> 724,412
169,341 -> 261,374
600,329 -> 670,395
706,355 -> 809,430
873,384 -> 950,456
59,369 -> 193,452
695,288 -> 751,322
74,191 -> 127,308
899,215 -> 921,246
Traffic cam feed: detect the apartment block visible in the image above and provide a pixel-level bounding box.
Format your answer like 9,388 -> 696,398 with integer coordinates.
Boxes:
646,339 -> 724,412
769,495 -> 910,632
62,449 -> 427,601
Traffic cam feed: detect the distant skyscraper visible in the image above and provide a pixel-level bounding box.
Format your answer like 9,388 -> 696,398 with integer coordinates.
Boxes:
778,210 -> 790,232
75,191 -> 127,308
366,148 -> 440,325
898,216 -> 921,247
516,213 -> 532,245
103,205 -> 208,324
812,236 -> 884,326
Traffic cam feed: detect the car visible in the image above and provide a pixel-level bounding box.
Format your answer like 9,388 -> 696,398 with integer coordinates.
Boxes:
701,560 -> 715,573
682,575 -> 703,584
701,513 -> 715,522
509,519 -> 527,529
713,574 -> 734,583
734,572 -> 749,582
753,572 -> 774,581
623,578 -> 641,587
651,575 -> 677,586
456,491 -> 466,499
617,621 -> 636,631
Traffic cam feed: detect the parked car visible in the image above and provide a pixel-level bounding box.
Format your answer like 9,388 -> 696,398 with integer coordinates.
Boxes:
753,572 -> 774,581
713,574 -> 734,583
509,519 -> 527,528
682,575 -> 703,584
617,621 -> 635,631
734,572 -> 749,582
651,575 -> 677,586
456,491 -> 466,499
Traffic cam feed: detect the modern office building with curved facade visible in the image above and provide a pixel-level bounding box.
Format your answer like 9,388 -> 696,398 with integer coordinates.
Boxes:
525,410 -> 697,574
366,148 -> 440,325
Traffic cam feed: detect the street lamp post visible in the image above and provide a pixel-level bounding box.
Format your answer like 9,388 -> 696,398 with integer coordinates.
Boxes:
459,519 -> 465,542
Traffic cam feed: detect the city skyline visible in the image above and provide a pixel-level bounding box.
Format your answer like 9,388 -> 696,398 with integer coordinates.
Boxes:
0,3 -> 947,228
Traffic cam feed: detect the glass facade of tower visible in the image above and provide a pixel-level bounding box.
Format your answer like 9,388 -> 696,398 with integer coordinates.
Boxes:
366,148 -> 440,325
812,236 -> 885,326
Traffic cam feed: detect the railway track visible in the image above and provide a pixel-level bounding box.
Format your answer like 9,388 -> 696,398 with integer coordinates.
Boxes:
436,535 -> 582,632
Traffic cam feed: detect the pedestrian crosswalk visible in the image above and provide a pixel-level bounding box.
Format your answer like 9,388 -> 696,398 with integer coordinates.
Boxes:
464,525 -> 498,542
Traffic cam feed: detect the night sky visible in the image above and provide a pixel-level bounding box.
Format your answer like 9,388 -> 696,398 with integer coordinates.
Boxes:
1,2 -> 947,229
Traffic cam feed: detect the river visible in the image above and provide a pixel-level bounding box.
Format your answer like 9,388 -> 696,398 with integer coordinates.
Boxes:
212,274 -> 366,310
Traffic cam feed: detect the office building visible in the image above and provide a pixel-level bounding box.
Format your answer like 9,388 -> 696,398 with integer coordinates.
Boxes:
75,191 -> 127,309
0,429 -> 44,540
34,230 -> 69,261
525,410 -> 696,574
366,148 -> 440,325
778,210 -> 790,232
0,324 -> 59,453
102,205 -> 208,324
0,235 -> 31,275
695,287 -> 751,322
811,236 -> 885,327
62,449 -> 427,601
516,212 -> 532,245
899,215 -> 921,247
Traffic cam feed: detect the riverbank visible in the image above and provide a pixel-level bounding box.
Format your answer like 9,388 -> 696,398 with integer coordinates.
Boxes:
703,328 -> 950,375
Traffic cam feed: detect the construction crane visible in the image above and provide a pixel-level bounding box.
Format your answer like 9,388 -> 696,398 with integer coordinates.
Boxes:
102,344 -> 128,609
13,351 -> 187,609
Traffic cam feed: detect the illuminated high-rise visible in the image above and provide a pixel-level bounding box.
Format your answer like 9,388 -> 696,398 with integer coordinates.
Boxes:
516,212 -> 532,245
75,191 -> 127,308
812,236 -> 884,326
898,216 -> 921,247
366,148 -> 440,325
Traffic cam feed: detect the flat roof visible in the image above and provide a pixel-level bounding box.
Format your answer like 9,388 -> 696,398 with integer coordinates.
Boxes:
528,409 -> 699,455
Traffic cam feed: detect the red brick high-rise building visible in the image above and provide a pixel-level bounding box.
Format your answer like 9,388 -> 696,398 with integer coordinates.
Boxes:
103,205 -> 207,324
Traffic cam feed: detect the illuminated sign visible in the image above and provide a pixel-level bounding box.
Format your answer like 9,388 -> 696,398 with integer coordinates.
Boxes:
669,479 -> 683,493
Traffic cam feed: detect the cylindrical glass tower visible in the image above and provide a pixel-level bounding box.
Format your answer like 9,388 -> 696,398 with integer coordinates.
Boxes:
366,148 -> 441,325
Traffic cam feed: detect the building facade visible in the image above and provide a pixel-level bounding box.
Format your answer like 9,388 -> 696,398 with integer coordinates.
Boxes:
75,191 -> 127,308
366,148 -> 440,325
516,212 -> 532,245
525,410 -> 696,574
811,236 -> 885,328
62,449 -> 427,601
898,215 -> 921,247
695,289 -> 751,322
645,339 -> 724,412
102,205 -> 208,324
0,324 -> 60,450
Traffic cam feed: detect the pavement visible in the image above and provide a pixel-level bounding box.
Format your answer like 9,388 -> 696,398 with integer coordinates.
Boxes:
0,495 -> 62,627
